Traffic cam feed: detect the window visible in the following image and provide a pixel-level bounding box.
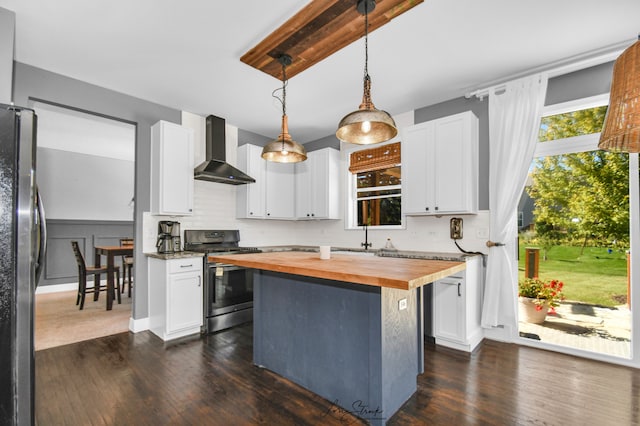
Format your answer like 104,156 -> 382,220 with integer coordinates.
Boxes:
348,142 -> 402,228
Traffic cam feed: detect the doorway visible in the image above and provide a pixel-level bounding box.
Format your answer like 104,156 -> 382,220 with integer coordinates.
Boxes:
517,95 -> 634,360
32,101 -> 136,349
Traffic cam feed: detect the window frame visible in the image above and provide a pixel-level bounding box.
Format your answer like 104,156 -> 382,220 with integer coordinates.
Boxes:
343,141 -> 405,230
518,91 -> 640,367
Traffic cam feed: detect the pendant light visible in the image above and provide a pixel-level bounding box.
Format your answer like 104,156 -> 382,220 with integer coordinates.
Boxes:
598,36 -> 640,152
261,54 -> 307,163
336,0 -> 398,145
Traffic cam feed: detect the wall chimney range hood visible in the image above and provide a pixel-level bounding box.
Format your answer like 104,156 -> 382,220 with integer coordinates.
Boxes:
194,115 -> 255,185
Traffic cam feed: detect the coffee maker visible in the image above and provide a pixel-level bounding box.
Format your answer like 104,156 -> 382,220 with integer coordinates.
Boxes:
157,221 -> 181,253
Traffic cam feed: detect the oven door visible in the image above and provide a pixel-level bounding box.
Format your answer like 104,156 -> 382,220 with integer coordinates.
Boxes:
206,263 -> 253,317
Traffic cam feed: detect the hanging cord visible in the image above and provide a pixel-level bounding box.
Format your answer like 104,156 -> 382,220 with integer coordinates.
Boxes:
271,58 -> 289,147
271,63 -> 287,116
454,240 -> 487,267
363,0 -> 369,80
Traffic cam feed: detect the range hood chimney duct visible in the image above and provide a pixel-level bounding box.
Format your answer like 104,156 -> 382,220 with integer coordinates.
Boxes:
194,115 -> 256,185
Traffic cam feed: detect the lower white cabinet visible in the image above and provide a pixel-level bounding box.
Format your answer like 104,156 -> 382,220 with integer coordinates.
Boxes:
149,256 -> 203,341
433,255 -> 484,352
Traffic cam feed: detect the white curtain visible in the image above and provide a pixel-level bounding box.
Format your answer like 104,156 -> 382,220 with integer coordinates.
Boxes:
481,74 -> 548,330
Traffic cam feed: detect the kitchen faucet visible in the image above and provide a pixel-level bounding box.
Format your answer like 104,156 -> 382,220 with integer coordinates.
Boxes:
361,224 -> 372,250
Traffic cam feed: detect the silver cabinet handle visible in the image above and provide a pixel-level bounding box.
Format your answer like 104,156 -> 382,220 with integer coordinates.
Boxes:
457,283 -> 461,297
180,264 -> 193,268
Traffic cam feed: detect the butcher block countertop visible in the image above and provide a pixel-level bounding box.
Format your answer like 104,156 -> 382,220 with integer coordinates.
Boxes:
207,251 -> 466,290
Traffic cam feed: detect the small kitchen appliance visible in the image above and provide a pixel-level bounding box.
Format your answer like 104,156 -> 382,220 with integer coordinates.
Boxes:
183,229 -> 260,333
157,220 -> 180,253
170,221 -> 181,252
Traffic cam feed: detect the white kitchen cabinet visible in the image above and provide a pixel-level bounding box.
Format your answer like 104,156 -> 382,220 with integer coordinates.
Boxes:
265,160 -> 295,219
236,143 -> 295,219
150,120 -> 194,216
149,256 -> 203,341
295,147 -> 340,220
433,255 -> 483,352
237,144 -> 266,218
402,111 -> 478,215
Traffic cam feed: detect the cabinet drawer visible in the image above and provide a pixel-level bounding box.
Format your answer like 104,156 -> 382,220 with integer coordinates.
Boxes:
169,258 -> 201,274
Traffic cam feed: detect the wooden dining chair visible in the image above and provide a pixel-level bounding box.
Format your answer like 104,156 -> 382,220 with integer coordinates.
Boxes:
120,238 -> 134,297
71,241 -> 121,310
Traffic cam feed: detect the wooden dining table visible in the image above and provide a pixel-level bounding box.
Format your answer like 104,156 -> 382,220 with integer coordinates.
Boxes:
94,245 -> 134,310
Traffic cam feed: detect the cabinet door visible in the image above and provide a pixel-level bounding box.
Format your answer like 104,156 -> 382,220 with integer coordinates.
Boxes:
402,122 -> 434,214
433,277 -> 465,343
432,113 -> 476,213
151,121 -> 194,215
295,156 -> 312,218
265,161 -> 295,219
402,111 -> 478,216
167,271 -> 203,334
237,144 -> 265,218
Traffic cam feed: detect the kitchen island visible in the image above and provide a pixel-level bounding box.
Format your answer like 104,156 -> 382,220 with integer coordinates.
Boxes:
207,251 -> 466,425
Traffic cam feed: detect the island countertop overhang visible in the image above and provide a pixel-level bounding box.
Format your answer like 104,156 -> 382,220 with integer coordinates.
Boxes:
207,251 -> 466,290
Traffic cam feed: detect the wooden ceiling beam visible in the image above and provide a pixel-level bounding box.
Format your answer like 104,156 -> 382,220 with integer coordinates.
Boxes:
241,0 -> 424,80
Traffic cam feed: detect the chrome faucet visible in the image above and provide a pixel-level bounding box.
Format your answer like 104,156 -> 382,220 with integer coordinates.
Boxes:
361,224 -> 372,250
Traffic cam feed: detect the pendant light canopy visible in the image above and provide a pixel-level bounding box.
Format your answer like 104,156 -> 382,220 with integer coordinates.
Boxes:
262,54 -> 307,163
336,0 -> 398,145
598,36 -> 640,153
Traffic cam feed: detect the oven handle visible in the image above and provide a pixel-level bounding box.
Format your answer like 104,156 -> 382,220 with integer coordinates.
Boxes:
209,263 -> 248,272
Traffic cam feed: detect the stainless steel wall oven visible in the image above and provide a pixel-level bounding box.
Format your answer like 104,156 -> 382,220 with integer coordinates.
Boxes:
184,230 -> 260,333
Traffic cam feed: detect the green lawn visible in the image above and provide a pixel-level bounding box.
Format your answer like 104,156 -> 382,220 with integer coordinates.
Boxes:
518,244 -> 629,307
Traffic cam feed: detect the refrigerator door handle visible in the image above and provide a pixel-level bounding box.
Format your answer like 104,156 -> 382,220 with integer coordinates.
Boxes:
35,188 -> 47,286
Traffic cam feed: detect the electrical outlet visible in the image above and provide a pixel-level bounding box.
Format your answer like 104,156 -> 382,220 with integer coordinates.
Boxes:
450,218 -> 463,240
398,298 -> 407,311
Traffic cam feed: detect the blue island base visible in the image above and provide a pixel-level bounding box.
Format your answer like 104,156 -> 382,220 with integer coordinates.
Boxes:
253,270 -> 424,425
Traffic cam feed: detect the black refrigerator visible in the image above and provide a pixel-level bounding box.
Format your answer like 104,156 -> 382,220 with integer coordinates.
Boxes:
0,104 -> 46,425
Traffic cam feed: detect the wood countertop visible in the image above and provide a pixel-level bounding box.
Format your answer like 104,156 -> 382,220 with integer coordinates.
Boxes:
207,251 -> 466,290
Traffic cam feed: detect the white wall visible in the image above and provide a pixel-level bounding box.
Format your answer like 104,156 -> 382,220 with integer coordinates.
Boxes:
142,110 -> 491,255
0,7 -> 14,103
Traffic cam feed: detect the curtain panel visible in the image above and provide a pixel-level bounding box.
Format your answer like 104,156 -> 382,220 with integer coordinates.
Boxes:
481,74 -> 548,331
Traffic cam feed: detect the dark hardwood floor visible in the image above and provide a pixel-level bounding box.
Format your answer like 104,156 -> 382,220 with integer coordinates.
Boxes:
36,323 -> 640,425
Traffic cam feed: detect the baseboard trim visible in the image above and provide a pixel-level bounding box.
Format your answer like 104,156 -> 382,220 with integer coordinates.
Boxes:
36,282 -> 77,294
129,316 -> 149,333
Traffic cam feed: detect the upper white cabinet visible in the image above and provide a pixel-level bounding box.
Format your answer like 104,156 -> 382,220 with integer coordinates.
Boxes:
151,120 -> 194,216
236,144 -> 295,219
402,111 -> 478,215
265,160 -> 295,219
237,144 -> 266,218
295,148 -> 340,220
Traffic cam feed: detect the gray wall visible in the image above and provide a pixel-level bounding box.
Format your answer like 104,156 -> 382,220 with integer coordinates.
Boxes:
40,220 -> 133,288
13,62 -> 181,320
38,147 -> 135,220
545,62 -> 614,106
0,8 -> 13,103
238,128 -> 270,147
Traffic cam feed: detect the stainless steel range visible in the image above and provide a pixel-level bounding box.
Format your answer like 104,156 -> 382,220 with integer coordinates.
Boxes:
183,230 -> 260,333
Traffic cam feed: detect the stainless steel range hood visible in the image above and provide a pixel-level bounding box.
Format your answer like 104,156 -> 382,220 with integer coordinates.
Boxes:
194,115 -> 255,185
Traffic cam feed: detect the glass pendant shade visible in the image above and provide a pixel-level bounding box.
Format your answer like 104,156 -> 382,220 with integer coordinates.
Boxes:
261,115 -> 307,163
598,38 -> 640,152
336,76 -> 397,145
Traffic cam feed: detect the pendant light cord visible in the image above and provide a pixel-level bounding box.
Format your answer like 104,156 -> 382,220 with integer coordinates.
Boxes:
364,1 -> 369,80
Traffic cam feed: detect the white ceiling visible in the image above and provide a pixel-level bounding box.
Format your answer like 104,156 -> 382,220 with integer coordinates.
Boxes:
2,0 -> 639,143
